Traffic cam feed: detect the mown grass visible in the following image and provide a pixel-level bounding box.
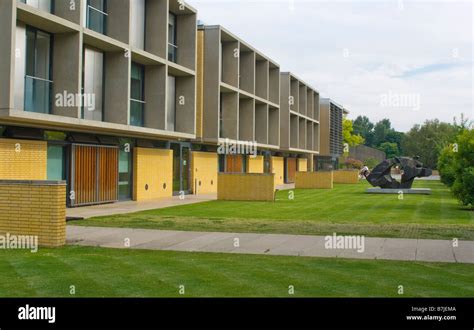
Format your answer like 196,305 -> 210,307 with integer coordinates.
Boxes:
1,246 -> 473,297
75,181 -> 474,240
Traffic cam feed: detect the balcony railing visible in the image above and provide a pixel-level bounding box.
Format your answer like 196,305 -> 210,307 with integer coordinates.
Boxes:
130,99 -> 145,127
87,5 -> 108,35
168,43 -> 178,63
24,75 -> 52,114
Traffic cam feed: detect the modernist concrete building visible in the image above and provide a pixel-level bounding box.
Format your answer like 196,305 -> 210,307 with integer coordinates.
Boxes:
279,72 -> 320,183
316,98 -> 347,170
196,25 -> 285,185
0,0 -> 198,206
0,0 -> 345,209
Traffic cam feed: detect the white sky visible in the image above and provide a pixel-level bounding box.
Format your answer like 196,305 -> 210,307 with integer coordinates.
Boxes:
188,0 -> 474,132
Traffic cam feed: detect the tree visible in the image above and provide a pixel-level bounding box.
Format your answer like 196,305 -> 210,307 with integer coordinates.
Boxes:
353,116 -> 375,147
438,145 -> 457,187
373,119 -> 392,147
378,142 -> 399,159
401,119 -> 458,169
343,118 -> 364,147
450,129 -> 474,208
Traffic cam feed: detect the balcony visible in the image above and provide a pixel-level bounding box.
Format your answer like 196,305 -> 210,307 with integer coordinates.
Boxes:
168,43 -> 178,63
86,4 -> 108,35
24,75 -> 52,114
130,99 -> 145,127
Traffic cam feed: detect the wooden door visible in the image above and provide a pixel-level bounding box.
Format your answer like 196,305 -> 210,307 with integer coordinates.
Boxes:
71,144 -> 119,207
287,158 -> 297,183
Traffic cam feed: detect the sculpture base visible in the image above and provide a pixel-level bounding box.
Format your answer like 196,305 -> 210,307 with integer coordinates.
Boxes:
366,188 -> 432,195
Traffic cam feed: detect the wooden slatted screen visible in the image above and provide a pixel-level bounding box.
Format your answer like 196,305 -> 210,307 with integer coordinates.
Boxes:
71,144 -> 119,207
225,155 -> 244,173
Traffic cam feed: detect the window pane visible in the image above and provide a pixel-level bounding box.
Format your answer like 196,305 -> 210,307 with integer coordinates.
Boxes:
130,100 -> 144,127
166,75 -> 176,131
35,31 -> 51,80
131,63 -> 144,101
25,28 -> 36,77
47,145 -> 65,181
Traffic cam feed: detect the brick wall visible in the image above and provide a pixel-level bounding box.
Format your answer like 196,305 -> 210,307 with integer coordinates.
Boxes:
191,151 -> 218,195
295,171 -> 333,189
0,181 -> 66,247
0,138 -> 47,180
333,170 -> 359,184
133,148 -> 173,201
218,173 -> 275,201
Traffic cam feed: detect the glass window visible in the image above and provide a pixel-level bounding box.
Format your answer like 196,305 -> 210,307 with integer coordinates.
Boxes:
47,145 -> 65,181
119,139 -> 133,200
87,0 -> 107,34
82,47 -> 104,121
168,13 -> 177,62
130,62 -> 145,127
25,26 -> 52,114
166,75 -> 176,131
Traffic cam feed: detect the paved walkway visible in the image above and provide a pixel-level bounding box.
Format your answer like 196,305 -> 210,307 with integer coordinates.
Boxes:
67,226 -> 474,264
66,194 -> 217,219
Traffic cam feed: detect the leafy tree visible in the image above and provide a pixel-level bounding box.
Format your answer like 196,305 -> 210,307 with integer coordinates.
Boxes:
373,119 -> 392,147
378,142 -> 399,159
343,118 -> 364,147
353,116 -> 375,147
438,145 -> 457,187
401,119 -> 458,169
451,129 -> 474,208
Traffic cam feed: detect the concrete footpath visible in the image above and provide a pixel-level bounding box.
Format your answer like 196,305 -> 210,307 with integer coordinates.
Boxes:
67,226 -> 474,264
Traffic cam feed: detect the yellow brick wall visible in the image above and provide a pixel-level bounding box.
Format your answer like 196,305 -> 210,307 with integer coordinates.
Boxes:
298,159 -> 308,172
295,171 -> 333,189
333,170 -> 360,184
0,182 -> 66,247
0,138 -> 47,180
218,173 -> 275,201
133,148 -> 173,201
196,30 -> 204,139
191,151 -> 218,194
248,156 -> 264,174
271,156 -> 284,186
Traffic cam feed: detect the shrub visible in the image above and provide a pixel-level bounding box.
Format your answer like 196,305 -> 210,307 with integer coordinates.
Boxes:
438,146 -> 456,187
451,129 -> 474,208
364,157 -> 380,170
344,158 -> 363,170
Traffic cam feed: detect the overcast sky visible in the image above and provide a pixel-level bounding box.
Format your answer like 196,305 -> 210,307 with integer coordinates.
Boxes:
188,0 -> 474,132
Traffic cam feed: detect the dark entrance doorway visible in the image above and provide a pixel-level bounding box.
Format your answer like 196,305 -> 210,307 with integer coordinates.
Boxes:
170,142 -> 191,195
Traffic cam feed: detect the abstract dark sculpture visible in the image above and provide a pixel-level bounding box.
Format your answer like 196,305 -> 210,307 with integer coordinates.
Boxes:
365,157 -> 432,189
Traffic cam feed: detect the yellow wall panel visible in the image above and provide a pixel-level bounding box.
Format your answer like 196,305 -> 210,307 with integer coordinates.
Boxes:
133,148 -> 173,201
298,159 -> 308,172
271,156 -> 284,186
295,171 -> 333,189
0,138 -> 47,180
333,170 -> 359,184
191,151 -> 218,194
218,173 -> 275,201
248,156 -> 264,174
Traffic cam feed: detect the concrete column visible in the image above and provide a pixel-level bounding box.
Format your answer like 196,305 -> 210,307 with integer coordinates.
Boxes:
255,59 -> 269,100
255,103 -> 268,144
269,106 -> 279,146
104,51 -> 130,125
145,0 -> 168,58
238,97 -> 255,142
299,84 -> 307,116
222,41 -> 239,87
175,75 -> 196,134
239,50 -> 255,94
269,66 -> 279,104
221,92 -> 238,140
145,64 -> 167,130
54,0 -> 82,24
0,0 -> 16,111
52,32 -> 81,118
177,13 -> 197,70
107,0 -> 130,44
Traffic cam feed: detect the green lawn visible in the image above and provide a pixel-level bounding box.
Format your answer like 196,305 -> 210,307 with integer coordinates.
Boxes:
1,246 -> 473,297
75,181 -> 474,240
